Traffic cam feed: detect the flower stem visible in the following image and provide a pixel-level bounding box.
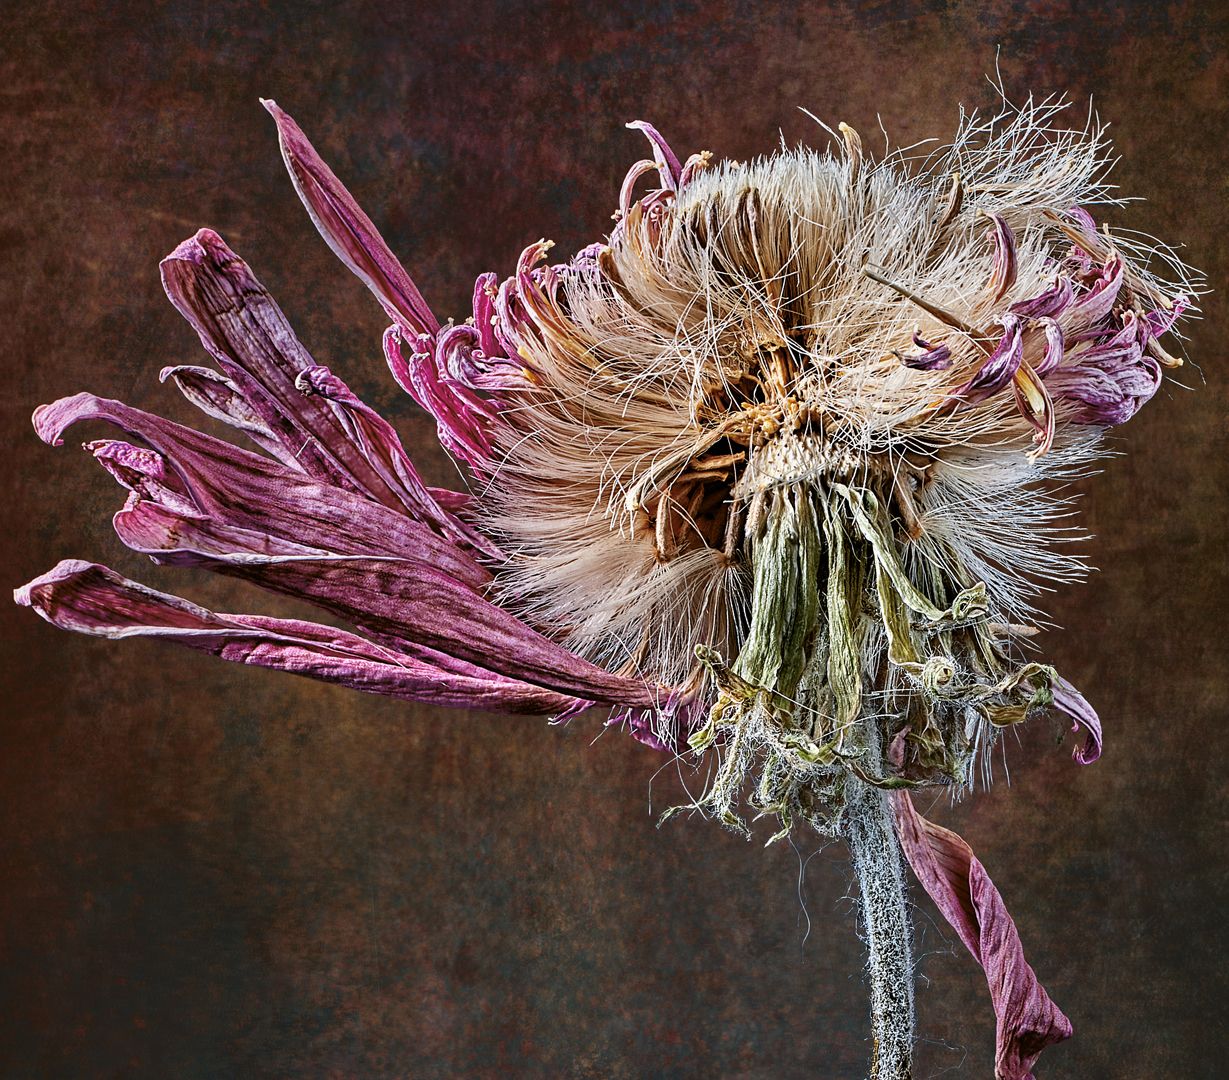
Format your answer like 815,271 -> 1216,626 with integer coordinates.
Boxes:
844,776 -> 914,1079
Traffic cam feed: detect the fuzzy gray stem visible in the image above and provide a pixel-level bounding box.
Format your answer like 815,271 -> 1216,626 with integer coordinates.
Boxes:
844,777 -> 914,1080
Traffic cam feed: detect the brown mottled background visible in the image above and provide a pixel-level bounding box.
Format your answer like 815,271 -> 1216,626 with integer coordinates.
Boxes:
2,2 -> 1226,1077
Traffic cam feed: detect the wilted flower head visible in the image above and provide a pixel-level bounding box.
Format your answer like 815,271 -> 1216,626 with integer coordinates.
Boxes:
17,94 -> 1200,1078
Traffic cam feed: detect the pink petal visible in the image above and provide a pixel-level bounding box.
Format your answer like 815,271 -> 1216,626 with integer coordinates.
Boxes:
34,392 -> 488,589
15,561 -> 581,715
893,793 -> 1072,1080
293,363 -> 501,558
984,213 -> 1018,302
162,228 -> 468,528
263,100 -> 439,337
1052,677 -> 1103,765
624,121 -> 683,190
106,490 -> 660,707
159,364 -> 298,467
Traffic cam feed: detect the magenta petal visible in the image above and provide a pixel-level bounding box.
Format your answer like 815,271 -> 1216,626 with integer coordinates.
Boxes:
162,228 -> 447,516
893,792 -> 1073,1080
263,100 -> 439,337
1051,677 -> 1103,765
159,364 -> 300,467
34,392 -> 488,589
625,121 -> 683,190
899,331 -> 952,371
293,363 -> 501,558
15,561 -> 581,715
1009,276 -> 1074,320
106,492 -> 658,706
952,316 -> 1024,404
383,326 -> 500,472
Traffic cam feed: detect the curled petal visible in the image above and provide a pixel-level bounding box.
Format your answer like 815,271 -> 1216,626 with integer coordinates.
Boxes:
983,212 -> 1018,302
619,158 -> 660,220
383,327 -> 501,472
34,391 -> 488,588
1069,254 -> 1124,325
893,793 -> 1073,1080
263,100 -> 439,337
952,316 -> 1024,404
1009,276 -> 1074,320
161,228 -> 421,512
898,332 -> 952,371
15,561 -> 581,715
293,363 -> 499,556
1051,676 -> 1103,765
159,364 -> 296,467
1033,317 -> 1065,376
625,120 -> 683,190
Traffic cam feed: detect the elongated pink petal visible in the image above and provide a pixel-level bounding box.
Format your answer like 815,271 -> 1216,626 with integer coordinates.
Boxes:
34,392 -> 488,588
159,364 -> 299,467
893,793 -> 1072,1080
161,229 -> 467,520
105,492 -> 661,707
263,100 -> 439,337
15,561 -> 580,714
952,316 -> 1024,404
294,363 -> 500,557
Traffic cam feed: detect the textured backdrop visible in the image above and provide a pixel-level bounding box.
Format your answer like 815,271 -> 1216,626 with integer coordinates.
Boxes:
3,2 -> 1226,1076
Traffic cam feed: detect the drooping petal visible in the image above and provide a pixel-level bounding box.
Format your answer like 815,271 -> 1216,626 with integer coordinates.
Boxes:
951,316 -> 1024,404
893,793 -> 1073,1080
263,100 -> 439,337
1046,312 -> 1161,426
293,363 -> 500,557
34,392 -> 488,588
102,483 -> 659,707
1051,676 -> 1103,765
15,561 -> 580,714
162,228 -> 458,520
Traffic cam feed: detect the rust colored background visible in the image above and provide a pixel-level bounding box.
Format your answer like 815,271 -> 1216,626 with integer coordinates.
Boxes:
3,2 -> 1226,1077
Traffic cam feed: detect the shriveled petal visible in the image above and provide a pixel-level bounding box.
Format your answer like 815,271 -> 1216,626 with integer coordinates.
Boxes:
952,316 -> 1024,404
898,331 -> 952,371
1033,317 -> 1065,377
162,228 -> 463,523
158,364 -> 296,465
105,491 -> 659,707
34,392 -> 488,588
625,121 -> 683,190
983,212 -> 1018,301
1009,276 -> 1074,320
263,100 -> 439,337
383,326 -> 501,472
293,363 -> 500,557
1069,254 -> 1124,326
893,792 -> 1073,1080
1052,676 -> 1103,765
15,561 -> 579,714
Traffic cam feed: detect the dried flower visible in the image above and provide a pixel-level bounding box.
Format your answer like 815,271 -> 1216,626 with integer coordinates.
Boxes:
16,95 -> 1199,1078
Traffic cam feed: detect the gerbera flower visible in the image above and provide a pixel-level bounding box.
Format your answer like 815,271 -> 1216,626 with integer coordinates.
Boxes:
16,95 -> 1199,1079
